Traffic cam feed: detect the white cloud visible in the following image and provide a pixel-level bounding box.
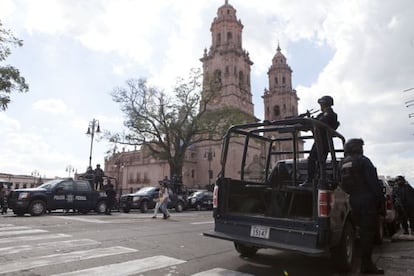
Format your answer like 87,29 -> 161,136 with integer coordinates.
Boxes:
32,99 -> 69,115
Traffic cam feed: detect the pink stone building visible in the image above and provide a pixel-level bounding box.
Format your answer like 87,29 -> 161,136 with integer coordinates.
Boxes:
104,1 -> 299,194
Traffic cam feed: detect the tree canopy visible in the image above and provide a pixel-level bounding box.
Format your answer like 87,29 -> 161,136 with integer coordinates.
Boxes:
110,68 -> 253,177
0,20 -> 29,111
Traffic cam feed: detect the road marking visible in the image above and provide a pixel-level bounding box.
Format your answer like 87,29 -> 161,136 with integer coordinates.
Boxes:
191,221 -> 214,225
0,229 -> 48,237
55,216 -> 109,223
0,226 -> 31,231
53,255 -> 186,276
0,233 -> 71,244
1,246 -> 137,274
0,224 -> 15,228
192,268 -> 254,276
0,239 -> 100,255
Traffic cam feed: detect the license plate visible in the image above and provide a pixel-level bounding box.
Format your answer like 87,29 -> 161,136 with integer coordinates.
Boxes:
250,225 -> 270,239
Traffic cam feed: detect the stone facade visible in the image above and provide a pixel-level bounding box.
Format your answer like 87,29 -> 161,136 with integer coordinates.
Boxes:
104,1 -> 299,193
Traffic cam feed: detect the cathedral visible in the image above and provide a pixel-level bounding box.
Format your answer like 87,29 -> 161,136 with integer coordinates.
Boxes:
104,1 -> 299,193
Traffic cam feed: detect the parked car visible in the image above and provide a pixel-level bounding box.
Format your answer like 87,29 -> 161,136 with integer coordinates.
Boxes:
188,190 -> 213,211
119,186 -> 158,213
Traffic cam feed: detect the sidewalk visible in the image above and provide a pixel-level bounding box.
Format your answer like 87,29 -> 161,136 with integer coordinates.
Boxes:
373,231 -> 414,275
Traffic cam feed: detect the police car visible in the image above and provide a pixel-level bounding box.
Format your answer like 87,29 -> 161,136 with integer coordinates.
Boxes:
8,178 -> 108,216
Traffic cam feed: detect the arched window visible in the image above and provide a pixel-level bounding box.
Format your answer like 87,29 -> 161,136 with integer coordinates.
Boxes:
275,77 -> 278,84
273,105 -> 280,117
282,76 -> 286,84
216,33 -> 221,46
239,71 -> 244,86
227,32 -> 232,42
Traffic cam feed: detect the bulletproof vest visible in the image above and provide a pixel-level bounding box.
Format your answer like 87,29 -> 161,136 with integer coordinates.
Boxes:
340,155 -> 365,195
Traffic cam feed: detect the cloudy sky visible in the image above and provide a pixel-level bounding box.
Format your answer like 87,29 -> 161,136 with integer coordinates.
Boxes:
0,0 -> 413,182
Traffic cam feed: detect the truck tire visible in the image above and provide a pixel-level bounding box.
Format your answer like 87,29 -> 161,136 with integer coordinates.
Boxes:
175,201 -> 184,212
122,208 -> 130,213
95,201 -> 107,214
234,242 -> 258,257
331,221 -> 355,272
29,200 -> 46,216
140,201 -> 148,213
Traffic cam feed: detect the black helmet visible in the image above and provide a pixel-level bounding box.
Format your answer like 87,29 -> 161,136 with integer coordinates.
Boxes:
318,95 -> 334,106
344,138 -> 364,155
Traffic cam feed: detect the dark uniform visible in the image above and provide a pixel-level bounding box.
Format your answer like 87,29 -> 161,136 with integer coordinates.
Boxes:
104,183 -> 116,215
340,138 -> 384,274
393,176 -> 414,234
82,166 -> 95,190
302,95 -> 339,186
94,164 -> 105,191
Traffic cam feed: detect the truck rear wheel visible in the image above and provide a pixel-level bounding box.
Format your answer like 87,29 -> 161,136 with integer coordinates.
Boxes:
331,221 -> 355,272
234,242 -> 258,257
29,200 -> 46,216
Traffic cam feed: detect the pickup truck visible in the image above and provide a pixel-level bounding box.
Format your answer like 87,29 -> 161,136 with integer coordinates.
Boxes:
8,178 -> 108,216
204,117 -> 356,272
120,186 -> 188,213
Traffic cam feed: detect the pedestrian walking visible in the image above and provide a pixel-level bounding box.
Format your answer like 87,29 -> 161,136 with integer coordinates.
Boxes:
152,187 -> 163,219
159,185 -> 171,219
301,95 -> 340,187
340,138 -> 385,274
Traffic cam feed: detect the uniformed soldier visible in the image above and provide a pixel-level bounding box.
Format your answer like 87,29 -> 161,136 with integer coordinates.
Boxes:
104,181 -> 116,215
340,138 -> 385,274
301,95 -> 340,187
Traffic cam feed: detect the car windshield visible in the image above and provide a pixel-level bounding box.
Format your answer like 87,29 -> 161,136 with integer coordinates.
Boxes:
135,186 -> 156,195
37,179 -> 63,190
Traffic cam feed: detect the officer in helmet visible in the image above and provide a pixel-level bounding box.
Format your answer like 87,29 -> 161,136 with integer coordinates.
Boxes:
301,95 -> 339,187
341,138 -> 384,274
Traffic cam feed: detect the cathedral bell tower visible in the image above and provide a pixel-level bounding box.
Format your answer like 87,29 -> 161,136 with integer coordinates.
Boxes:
200,0 -> 254,116
263,44 -> 299,121
263,45 -> 301,160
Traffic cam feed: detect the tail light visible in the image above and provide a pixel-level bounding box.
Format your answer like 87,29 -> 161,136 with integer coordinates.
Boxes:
212,185 -> 218,208
318,190 -> 332,217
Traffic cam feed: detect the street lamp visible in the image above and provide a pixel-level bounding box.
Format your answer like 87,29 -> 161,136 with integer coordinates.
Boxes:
31,170 -> 40,186
65,165 -> 75,177
86,118 -> 101,167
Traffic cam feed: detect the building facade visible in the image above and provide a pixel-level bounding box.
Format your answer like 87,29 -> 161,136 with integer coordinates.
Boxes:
104,0 -> 299,193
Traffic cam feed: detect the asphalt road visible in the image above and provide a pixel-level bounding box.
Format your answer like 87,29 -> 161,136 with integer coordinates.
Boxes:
0,210 -> 412,275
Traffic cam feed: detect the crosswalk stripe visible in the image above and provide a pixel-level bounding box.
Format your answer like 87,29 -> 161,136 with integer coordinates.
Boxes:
0,226 -> 31,231
0,233 -> 71,244
192,268 -> 254,276
1,246 -> 137,274
0,239 -> 100,255
0,224 -> 15,228
0,229 -> 48,237
55,216 -> 109,223
52,255 -> 186,276
191,221 -> 214,225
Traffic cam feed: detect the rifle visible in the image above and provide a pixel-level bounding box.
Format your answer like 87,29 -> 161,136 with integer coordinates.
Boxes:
298,108 -> 319,118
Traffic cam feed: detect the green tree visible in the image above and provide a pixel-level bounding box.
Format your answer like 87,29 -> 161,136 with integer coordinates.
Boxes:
0,20 -> 29,111
110,68 -> 253,177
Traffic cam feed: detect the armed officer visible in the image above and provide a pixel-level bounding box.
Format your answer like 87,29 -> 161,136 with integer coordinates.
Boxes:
301,95 -> 339,187
340,138 -> 384,274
